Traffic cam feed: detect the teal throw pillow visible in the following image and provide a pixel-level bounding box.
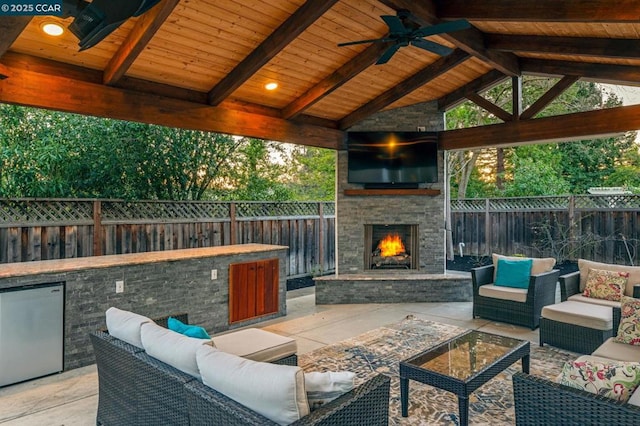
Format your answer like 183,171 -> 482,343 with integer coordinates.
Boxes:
494,258 -> 533,289
168,317 -> 211,340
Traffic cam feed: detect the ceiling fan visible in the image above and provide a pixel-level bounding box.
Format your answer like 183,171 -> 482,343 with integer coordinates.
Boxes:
338,10 -> 470,65
62,0 -> 162,51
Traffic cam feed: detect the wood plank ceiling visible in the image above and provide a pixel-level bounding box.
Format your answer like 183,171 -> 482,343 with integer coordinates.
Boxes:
0,0 -> 639,150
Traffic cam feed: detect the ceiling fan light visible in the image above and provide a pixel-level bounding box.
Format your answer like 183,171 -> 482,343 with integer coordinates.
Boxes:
42,22 -> 64,36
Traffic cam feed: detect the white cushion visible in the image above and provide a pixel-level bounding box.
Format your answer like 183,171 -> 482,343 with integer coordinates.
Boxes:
212,328 -> 296,362
541,301 -> 613,330
579,259 -> 640,297
593,337 -> 640,363
567,294 -> 621,308
629,386 -> 640,407
105,307 -> 153,348
196,345 -> 309,425
140,322 -> 212,379
479,284 -> 528,303
305,371 -> 355,411
492,253 -> 556,276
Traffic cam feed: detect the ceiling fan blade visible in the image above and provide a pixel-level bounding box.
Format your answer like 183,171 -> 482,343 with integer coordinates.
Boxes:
411,39 -> 454,56
376,44 -> 401,65
381,15 -> 408,34
338,37 -> 394,47
413,19 -> 471,38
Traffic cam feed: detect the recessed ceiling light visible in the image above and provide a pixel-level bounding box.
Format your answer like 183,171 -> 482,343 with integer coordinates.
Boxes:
265,82 -> 278,91
42,22 -> 64,36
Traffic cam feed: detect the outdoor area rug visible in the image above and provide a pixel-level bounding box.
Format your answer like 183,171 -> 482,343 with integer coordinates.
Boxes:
298,315 -> 577,425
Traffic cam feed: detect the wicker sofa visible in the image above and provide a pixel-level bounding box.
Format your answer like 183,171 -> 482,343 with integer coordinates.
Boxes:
514,306 -> 640,425
90,313 -> 390,426
472,254 -> 559,329
539,259 -> 640,353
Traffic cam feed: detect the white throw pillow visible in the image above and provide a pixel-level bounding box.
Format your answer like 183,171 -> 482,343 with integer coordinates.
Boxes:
196,345 -> 309,425
105,307 -> 153,349
305,371 -> 355,411
140,322 -> 212,379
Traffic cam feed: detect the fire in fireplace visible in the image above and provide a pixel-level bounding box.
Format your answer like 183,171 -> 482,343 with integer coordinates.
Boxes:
365,224 -> 419,270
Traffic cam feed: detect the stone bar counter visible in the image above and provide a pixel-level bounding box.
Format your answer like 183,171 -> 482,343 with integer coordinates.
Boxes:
0,244 -> 288,370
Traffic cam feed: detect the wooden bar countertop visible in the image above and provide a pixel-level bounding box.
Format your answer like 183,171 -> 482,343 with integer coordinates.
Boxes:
0,244 -> 288,279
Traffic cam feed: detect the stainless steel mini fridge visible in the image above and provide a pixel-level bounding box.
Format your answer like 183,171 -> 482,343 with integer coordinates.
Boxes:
0,282 -> 64,387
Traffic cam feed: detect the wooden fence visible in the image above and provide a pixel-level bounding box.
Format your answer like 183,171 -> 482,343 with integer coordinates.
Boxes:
2,195 -> 638,274
450,195 -> 640,265
0,199 -> 335,277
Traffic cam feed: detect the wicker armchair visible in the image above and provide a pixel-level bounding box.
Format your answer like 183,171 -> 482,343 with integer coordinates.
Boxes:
472,265 -> 559,329
513,371 -> 640,425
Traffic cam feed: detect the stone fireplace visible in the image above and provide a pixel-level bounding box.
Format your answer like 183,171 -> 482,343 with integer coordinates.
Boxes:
365,224 -> 419,270
314,101 -> 472,304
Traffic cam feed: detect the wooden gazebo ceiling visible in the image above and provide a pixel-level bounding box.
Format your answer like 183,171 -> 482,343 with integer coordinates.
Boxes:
1,0 -> 640,150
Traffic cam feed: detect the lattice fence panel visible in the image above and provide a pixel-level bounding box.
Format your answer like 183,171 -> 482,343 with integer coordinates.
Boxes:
235,202 -> 322,218
0,199 -> 94,227
101,201 -> 230,223
574,195 -> 640,210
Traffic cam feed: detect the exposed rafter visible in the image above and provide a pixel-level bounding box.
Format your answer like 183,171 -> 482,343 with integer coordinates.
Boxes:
520,75 -> 580,120
282,42 -> 390,119
438,70 -> 508,111
206,0 -> 338,106
521,58 -> 640,85
440,103 -> 640,150
339,49 -> 470,129
436,0 -> 640,22
466,93 -> 513,122
103,0 -> 180,85
0,16 -> 31,57
485,34 -> 640,59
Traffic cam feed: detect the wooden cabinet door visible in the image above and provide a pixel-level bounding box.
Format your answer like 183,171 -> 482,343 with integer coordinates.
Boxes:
229,258 -> 279,323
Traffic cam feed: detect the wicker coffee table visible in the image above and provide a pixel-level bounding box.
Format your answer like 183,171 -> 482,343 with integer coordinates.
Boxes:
400,330 -> 530,426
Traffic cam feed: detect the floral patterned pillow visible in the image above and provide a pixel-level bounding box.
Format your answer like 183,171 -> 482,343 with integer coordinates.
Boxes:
615,296 -> 640,346
582,268 -> 628,301
558,358 -> 640,402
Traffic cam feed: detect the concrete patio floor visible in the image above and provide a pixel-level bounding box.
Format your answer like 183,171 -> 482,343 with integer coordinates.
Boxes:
0,282 -> 544,426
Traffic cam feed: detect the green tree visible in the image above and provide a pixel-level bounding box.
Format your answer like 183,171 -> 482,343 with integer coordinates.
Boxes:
287,146 -> 335,200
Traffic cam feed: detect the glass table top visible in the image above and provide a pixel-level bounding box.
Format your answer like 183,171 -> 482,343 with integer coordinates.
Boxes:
405,330 -> 526,380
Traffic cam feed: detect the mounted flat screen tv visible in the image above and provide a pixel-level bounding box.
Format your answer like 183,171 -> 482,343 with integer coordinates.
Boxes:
347,131 -> 438,187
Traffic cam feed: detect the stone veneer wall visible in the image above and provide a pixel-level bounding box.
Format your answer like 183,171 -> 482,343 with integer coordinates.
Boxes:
0,245 -> 287,370
337,101 -> 445,274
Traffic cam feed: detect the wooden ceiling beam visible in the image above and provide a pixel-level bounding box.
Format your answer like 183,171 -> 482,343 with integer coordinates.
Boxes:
0,16 -> 31,57
486,34 -> 640,59
103,0 -> 180,85
520,75 -> 580,120
466,93 -> 513,122
0,62 -> 343,149
282,42 -> 390,119
440,103 -> 640,150
206,0 -> 338,106
521,58 -> 640,85
379,0 -> 520,76
438,69 -> 508,111
339,49 -> 470,130
436,0 -> 640,22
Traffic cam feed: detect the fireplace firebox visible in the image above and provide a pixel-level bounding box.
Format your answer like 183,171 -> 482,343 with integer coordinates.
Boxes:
364,224 -> 419,270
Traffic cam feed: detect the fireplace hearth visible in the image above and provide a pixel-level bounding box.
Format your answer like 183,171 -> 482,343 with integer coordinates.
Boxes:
365,224 -> 419,270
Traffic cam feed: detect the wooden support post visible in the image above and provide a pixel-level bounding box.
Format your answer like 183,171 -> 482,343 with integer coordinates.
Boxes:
318,203 -> 324,273
229,202 -> 237,245
93,200 -> 102,256
485,198 -> 491,256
